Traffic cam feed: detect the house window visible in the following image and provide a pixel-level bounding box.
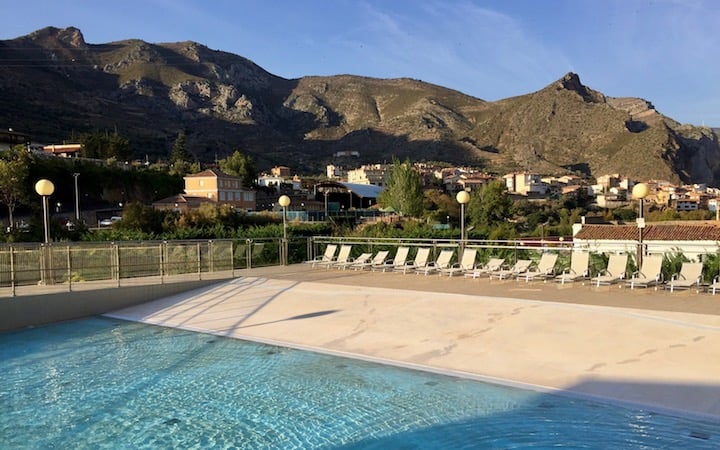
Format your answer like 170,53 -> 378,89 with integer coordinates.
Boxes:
244,192 -> 253,201
199,180 -> 204,187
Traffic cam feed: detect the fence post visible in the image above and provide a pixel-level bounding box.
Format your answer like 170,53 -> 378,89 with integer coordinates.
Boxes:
160,242 -> 165,284
67,245 -> 72,292
307,237 -> 314,262
247,239 -> 252,269
113,242 -> 120,288
208,240 -> 214,274
230,240 -> 235,277
10,244 -> 15,297
197,241 -> 202,280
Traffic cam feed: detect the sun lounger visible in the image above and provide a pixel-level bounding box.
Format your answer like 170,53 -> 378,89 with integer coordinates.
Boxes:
350,250 -> 390,271
555,252 -> 589,284
395,247 -> 431,274
464,258 -> 505,279
416,249 -> 455,276
522,253 -> 558,282
592,254 -> 628,286
709,275 -> 720,294
440,248 -> 477,277
625,255 -> 664,289
317,244 -> 352,270
490,259 -> 532,280
307,244 -> 338,268
335,252 -> 372,270
372,246 -> 409,272
665,262 -> 703,292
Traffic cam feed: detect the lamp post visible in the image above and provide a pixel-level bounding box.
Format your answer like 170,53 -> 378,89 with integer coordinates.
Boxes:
278,195 -> 291,265
324,190 -> 329,220
632,182 -> 649,268
73,173 -> 80,221
35,179 -> 55,285
456,190 -> 470,253
35,179 -> 55,243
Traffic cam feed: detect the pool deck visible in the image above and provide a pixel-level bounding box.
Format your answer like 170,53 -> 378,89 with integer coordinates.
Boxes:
107,263 -> 720,421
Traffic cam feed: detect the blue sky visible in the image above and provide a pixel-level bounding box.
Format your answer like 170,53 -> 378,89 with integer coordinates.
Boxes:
3,0 -> 719,126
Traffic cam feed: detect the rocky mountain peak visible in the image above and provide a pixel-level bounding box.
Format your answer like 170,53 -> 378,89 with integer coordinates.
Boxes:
554,72 -> 605,103
29,26 -> 87,49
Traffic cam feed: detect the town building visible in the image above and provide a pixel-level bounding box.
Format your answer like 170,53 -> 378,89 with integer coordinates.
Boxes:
572,222 -> 720,261
503,172 -> 548,195
154,168 -> 256,211
346,164 -> 387,186
43,144 -> 82,157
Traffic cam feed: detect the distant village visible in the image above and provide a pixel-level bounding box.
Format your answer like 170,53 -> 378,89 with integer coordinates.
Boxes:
3,128 -> 719,220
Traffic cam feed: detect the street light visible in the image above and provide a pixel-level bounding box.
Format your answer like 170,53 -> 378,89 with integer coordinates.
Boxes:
278,195 -> 291,265
324,190 -> 329,220
456,190 -> 470,252
73,173 -> 80,221
632,182 -> 650,268
35,179 -> 55,243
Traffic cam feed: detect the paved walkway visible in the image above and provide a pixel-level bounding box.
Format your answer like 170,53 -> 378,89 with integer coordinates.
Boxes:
107,264 -> 720,421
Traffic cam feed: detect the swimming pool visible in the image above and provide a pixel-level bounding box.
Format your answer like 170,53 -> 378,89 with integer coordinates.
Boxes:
1,317 -> 717,449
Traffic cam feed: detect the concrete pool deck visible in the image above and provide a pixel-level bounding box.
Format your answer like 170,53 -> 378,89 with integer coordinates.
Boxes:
107,263 -> 720,421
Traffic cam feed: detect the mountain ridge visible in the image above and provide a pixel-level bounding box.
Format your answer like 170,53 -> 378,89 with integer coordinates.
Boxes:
1,26 -> 719,185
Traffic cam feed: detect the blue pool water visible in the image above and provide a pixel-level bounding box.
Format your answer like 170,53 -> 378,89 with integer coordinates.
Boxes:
1,317 -> 718,449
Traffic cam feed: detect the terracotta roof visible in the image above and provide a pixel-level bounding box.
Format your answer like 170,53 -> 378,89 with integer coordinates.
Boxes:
184,168 -> 233,178
575,224 -> 720,241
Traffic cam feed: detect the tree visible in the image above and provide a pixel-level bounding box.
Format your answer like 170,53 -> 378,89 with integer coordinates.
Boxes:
377,157 -> 424,217
79,130 -> 132,160
0,146 -> 30,228
219,150 -> 256,187
170,131 -> 189,164
467,180 -> 513,229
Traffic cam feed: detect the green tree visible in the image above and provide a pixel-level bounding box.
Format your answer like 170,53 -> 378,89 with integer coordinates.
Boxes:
113,202 -> 167,235
0,146 -> 30,228
377,157 -> 424,217
467,180 -> 513,229
108,132 -> 132,161
78,130 -> 132,160
219,150 -> 256,187
170,131 -> 189,164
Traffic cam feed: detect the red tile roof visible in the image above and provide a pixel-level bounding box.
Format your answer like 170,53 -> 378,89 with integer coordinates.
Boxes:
575,224 -> 720,241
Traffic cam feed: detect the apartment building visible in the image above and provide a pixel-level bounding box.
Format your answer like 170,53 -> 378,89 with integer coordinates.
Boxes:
183,168 -> 256,211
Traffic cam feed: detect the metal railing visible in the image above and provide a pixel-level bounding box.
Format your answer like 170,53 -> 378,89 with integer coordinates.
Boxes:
10,234 -> 715,297
0,238 -> 285,296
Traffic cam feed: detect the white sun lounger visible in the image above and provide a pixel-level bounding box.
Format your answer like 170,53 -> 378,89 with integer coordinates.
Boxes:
592,254 -> 628,286
464,258 -> 505,279
522,253 -> 558,282
372,246 -> 409,272
396,247 -> 430,274
350,250 -> 390,271
665,262 -> 703,292
335,252 -> 372,270
316,245 -> 352,270
307,244 -> 338,268
625,255 -> 664,289
440,248 -> 477,277
416,249 -> 454,276
555,252 -> 589,284
490,259 -> 532,280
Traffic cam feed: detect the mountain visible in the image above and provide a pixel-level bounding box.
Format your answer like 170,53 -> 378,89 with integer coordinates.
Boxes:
2,26 -> 719,185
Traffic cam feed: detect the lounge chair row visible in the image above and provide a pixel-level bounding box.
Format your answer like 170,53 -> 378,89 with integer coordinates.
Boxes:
306,245 -> 713,292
